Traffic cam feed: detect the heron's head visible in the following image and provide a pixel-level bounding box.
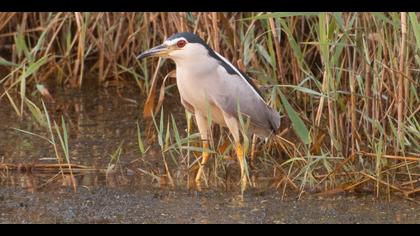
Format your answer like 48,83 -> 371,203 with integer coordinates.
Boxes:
137,32 -> 210,63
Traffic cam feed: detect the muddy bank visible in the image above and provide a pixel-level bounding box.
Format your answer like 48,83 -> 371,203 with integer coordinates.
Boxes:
0,186 -> 418,224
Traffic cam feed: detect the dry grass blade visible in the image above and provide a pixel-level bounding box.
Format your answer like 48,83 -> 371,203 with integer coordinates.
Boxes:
397,12 -> 407,152
359,151 -> 420,162
143,57 -> 163,118
155,70 -> 176,115
0,163 -> 93,173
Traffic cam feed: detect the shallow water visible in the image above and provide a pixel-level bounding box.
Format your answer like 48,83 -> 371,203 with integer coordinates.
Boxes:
0,85 -> 418,224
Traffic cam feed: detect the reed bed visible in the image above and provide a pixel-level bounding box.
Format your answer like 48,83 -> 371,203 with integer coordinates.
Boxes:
0,12 -> 418,198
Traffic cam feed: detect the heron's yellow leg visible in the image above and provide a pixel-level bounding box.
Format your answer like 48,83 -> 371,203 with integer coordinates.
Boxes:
195,141 -> 210,184
235,142 -> 248,193
194,112 -> 210,189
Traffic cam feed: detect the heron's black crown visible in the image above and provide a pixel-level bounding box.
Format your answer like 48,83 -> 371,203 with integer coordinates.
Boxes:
167,32 -> 208,45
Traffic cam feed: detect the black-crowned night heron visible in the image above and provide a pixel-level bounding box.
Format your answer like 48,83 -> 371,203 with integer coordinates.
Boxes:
138,32 -> 280,191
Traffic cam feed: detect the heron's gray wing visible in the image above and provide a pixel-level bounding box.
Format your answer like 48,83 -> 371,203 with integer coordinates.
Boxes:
211,67 -> 280,133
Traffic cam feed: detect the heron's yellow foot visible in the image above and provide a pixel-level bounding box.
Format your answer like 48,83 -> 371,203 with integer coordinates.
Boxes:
195,142 -> 210,190
235,143 -> 248,193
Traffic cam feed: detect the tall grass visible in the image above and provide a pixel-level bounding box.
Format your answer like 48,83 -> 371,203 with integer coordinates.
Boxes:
0,12 -> 418,197
13,100 -> 78,192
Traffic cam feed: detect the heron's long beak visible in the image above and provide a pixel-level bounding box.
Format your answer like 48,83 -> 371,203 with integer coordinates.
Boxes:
137,44 -> 170,60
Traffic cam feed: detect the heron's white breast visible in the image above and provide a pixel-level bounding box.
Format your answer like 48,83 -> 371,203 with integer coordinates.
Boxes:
175,61 -> 226,125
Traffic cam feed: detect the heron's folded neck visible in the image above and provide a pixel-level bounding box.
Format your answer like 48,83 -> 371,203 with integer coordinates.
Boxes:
173,57 -> 219,76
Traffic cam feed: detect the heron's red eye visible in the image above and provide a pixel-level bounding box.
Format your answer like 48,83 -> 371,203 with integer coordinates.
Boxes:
177,40 -> 187,48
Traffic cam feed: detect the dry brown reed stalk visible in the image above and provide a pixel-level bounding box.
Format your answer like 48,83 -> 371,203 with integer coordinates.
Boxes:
359,152 -> 420,162
397,12 -> 407,153
0,163 -> 92,173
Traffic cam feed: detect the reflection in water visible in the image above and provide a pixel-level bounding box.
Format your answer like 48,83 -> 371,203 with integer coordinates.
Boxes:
0,84 -> 185,192
0,168 -> 144,193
